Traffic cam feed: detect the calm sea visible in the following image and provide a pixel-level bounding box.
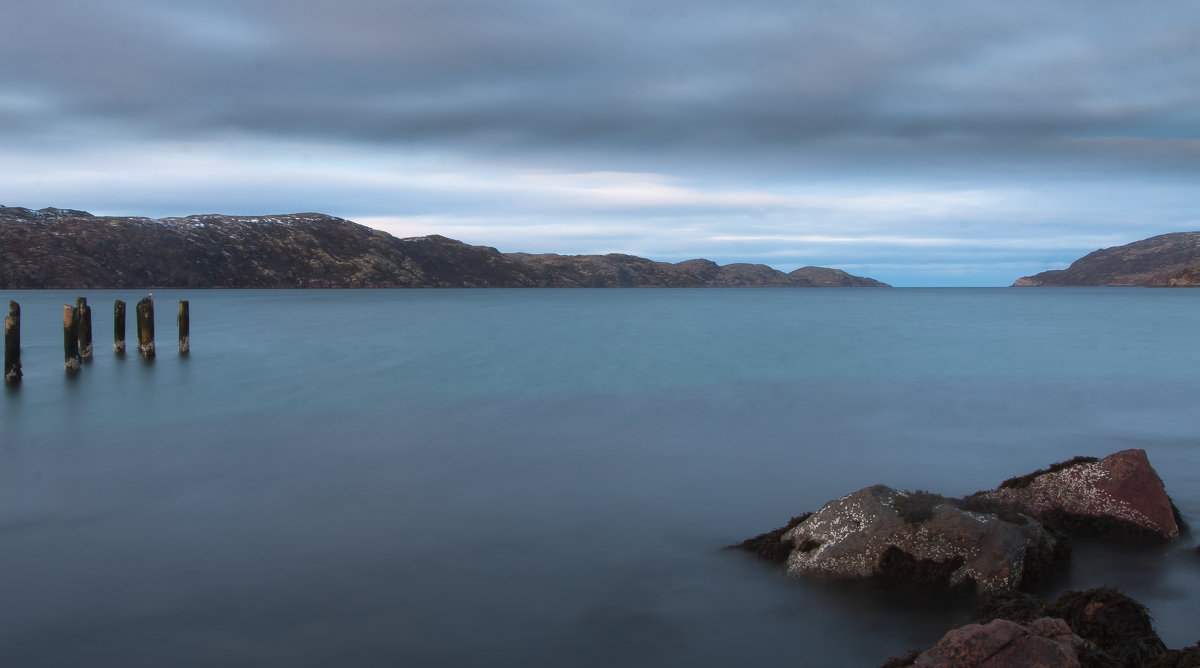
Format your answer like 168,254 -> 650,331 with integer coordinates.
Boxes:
2,288 -> 1198,667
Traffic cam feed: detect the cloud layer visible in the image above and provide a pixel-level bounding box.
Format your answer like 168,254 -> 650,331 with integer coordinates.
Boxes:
3,0 -> 1199,285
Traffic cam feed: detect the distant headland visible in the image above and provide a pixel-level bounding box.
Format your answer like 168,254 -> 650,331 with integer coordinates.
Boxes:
0,206 -> 889,289
1013,231 -> 1200,287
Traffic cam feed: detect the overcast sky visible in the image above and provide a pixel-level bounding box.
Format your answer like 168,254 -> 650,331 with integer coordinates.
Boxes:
3,0 -> 1198,285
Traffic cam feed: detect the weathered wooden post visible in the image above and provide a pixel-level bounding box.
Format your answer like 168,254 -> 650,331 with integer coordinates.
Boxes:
136,295 -> 155,358
76,296 -> 93,359
114,300 -> 127,354
177,300 -> 190,354
4,300 -> 20,384
63,304 -> 81,373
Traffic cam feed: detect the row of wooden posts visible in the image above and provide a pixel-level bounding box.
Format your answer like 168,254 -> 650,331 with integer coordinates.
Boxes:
4,296 -> 189,383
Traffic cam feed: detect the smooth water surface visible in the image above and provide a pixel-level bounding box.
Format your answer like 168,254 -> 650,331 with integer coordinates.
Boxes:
2,288 -> 1198,666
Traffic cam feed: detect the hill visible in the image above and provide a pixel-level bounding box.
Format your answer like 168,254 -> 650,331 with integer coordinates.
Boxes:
0,206 -> 889,289
1012,232 -> 1200,287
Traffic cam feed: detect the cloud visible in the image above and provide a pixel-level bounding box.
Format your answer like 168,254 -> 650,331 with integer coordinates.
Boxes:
7,1 -> 1198,151
1,0 -> 1198,285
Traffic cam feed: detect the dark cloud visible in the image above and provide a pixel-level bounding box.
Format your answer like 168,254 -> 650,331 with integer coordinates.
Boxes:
6,1 -> 1198,153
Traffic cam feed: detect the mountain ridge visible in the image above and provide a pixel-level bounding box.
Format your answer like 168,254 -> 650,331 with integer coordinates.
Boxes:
0,206 -> 889,289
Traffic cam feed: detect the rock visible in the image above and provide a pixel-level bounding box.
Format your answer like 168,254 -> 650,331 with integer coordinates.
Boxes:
884,587 -> 1189,667
1012,231 -> 1200,287
0,205 -> 891,289
979,450 -> 1181,540
1162,266 -> 1200,287
781,485 -> 1055,596
911,617 -> 1090,667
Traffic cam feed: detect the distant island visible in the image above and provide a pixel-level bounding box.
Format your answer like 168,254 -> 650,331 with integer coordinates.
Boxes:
0,206 -> 889,289
1013,231 -> 1200,287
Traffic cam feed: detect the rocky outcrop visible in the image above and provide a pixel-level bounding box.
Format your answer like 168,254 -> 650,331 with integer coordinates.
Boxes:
978,450 -> 1182,541
738,450 -> 1180,599
1161,266 -> 1200,287
910,617 -> 1090,668
779,485 -> 1060,596
0,206 -> 891,289
1013,232 -> 1200,287
884,587 -> 1192,668
735,513 -> 812,563
739,452 -> 1191,666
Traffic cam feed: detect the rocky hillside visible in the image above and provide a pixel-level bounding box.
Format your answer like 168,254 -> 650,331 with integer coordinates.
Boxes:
1013,231 -> 1200,287
0,206 -> 889,289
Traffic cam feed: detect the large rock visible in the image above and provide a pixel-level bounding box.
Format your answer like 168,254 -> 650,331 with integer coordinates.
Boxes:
979,450 -> 1181,540
912,617 -> 1090,668
781,485 -> 1057,596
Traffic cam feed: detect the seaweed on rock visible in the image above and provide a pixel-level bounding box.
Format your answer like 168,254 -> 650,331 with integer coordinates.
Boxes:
890,490 -> 951,524
1145,642 -> 1200,668
1017,528 -> 1072,590
974,591 -> 1046,625
955,492 -> 1034,525
1039,508 -> 1176,543
875,545 -> 973,596
731,513 -> 812,563
1044,587 -> 1168,667
997,455 -> 1100,490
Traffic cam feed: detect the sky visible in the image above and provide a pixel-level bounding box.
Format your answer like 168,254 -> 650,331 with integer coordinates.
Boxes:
3,1 -> 1199,286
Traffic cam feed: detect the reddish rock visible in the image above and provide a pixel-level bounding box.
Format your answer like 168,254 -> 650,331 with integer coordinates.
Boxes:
982,450 -> 1180,540
913,617 -> 1089,667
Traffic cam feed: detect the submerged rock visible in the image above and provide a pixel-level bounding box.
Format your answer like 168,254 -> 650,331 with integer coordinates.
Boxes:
980,449 -> 1181,540
780,485 -> 1056,596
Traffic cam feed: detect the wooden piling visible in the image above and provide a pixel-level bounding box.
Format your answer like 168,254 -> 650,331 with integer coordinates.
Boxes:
63,304 -> 81,373
114,300 -> 127,354
76,296 -> 93,360
4,300 -> 20,384
177,300 -> 190,354
136,295 -> 155,358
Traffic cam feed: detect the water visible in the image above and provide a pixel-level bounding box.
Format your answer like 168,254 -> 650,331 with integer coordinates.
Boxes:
2,288 -> 1198,667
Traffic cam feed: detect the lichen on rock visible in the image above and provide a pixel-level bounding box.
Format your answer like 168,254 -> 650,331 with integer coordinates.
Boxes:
981,449 -> 1181,540
780,485 -> 1054,596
